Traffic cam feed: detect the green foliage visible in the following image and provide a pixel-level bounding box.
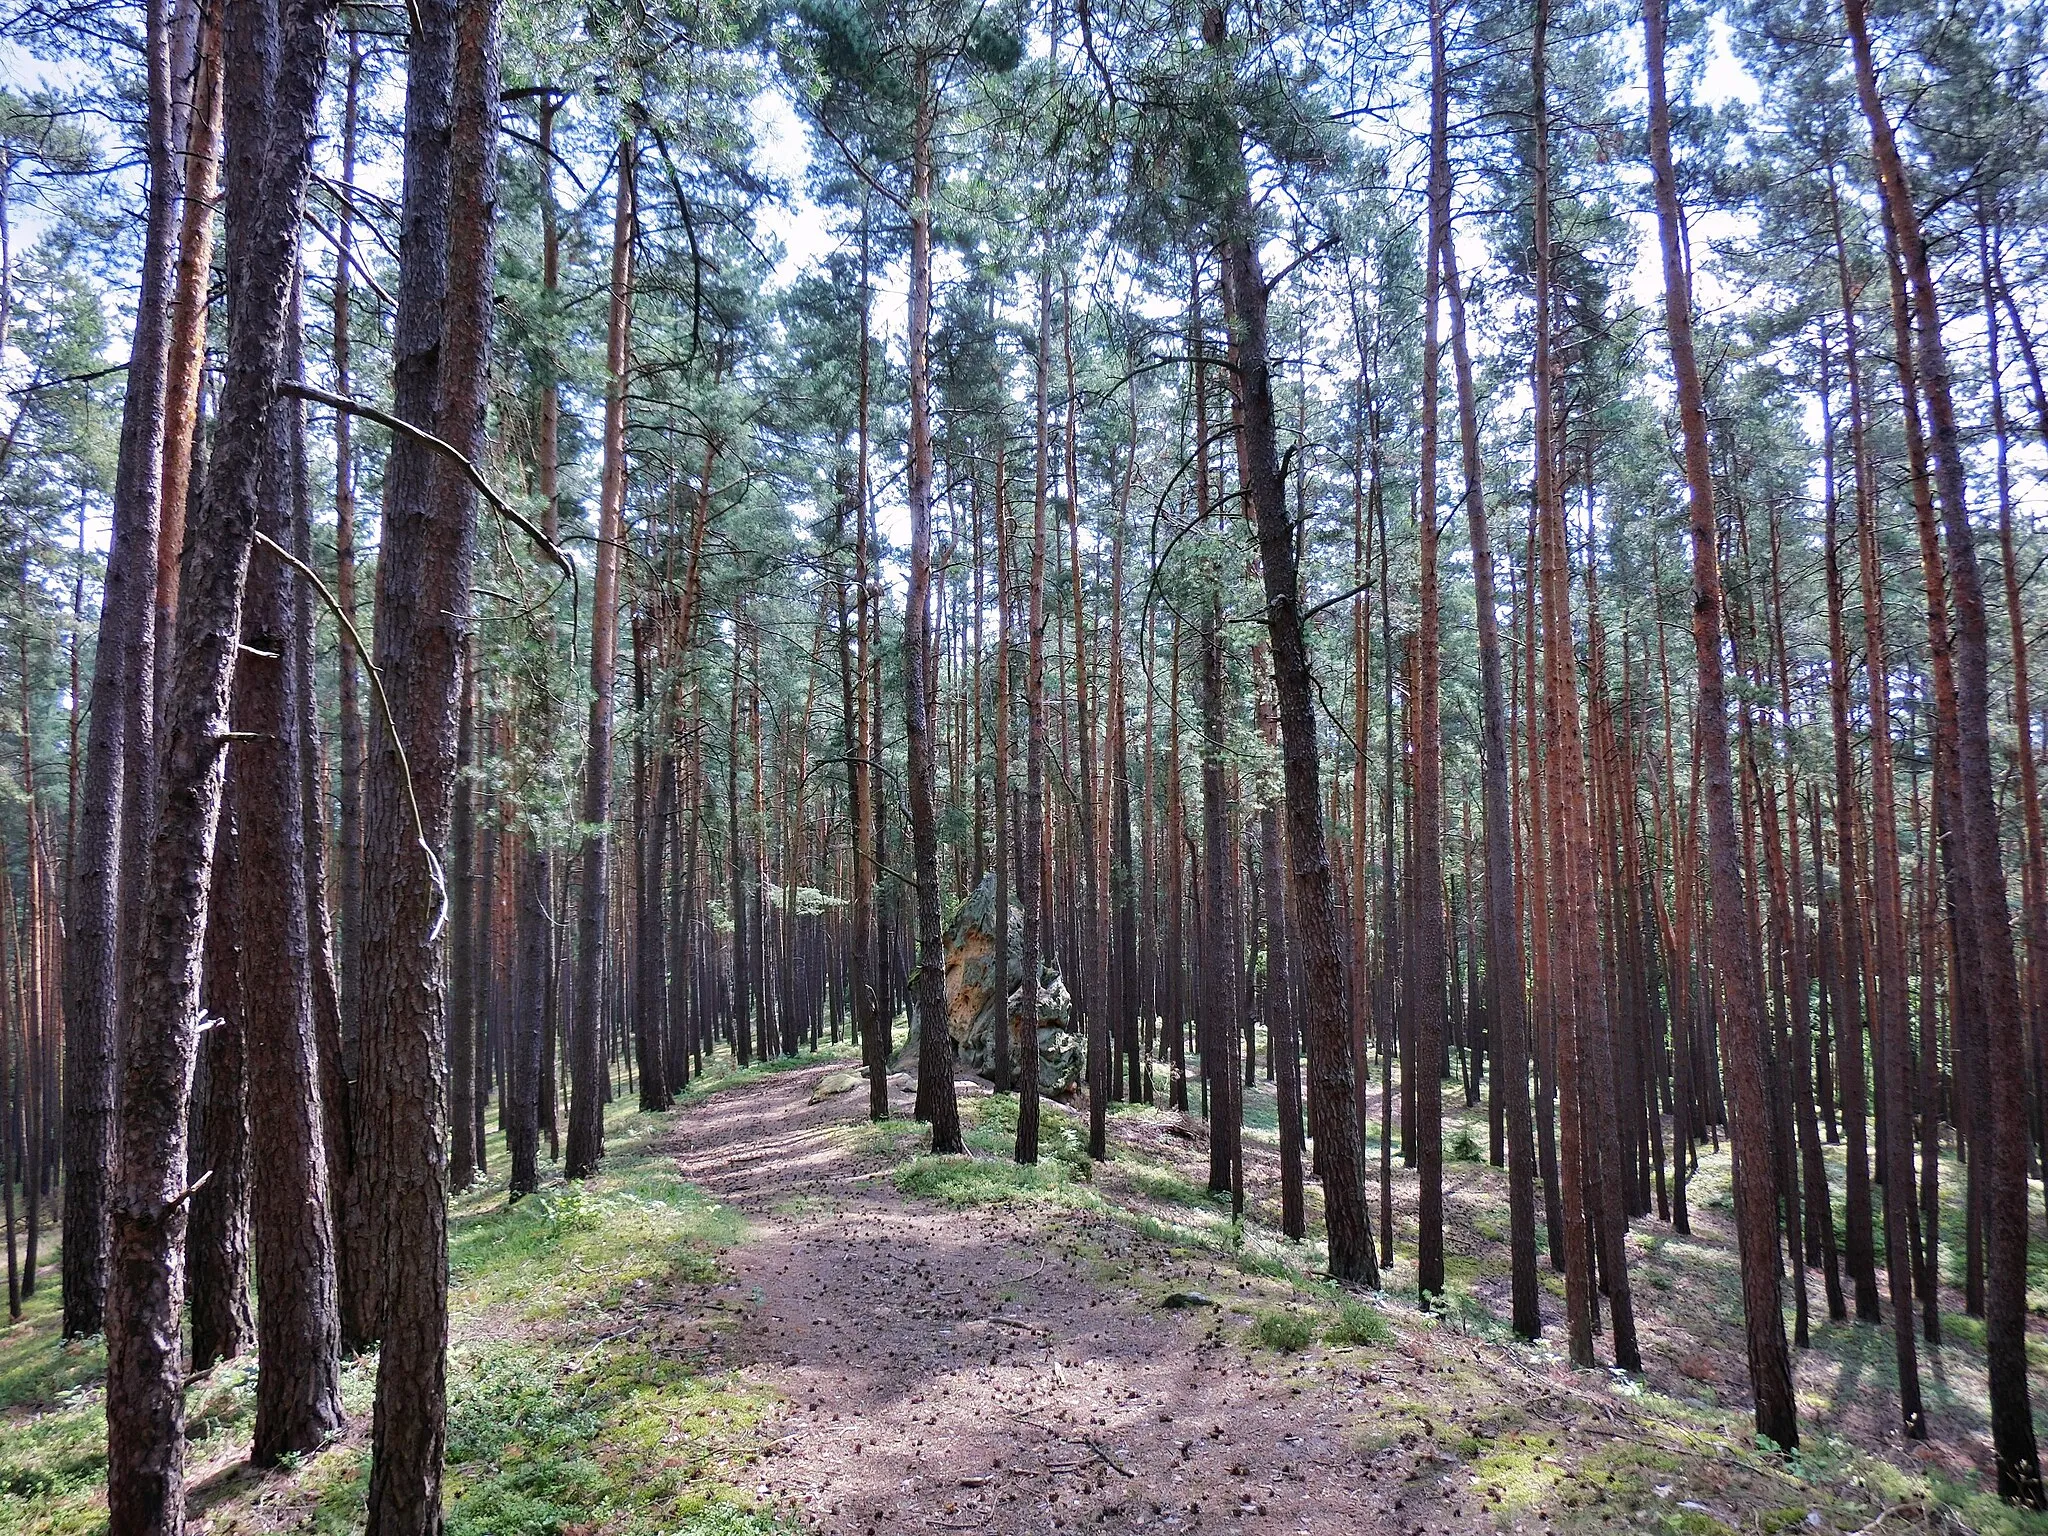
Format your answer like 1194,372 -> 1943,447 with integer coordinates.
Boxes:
1251,1309 -> 1316,1352
445,1347 -> 609,1535
893,1151 -> 1074,1206
1326,1297 -> 1394,1348
449,1149 -> 739,1316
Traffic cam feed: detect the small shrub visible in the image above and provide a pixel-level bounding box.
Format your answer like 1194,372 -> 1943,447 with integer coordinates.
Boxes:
1050,1124 -> 1095,1180
1327,1298 -> 1394,1348
1252,1310 -> 1316,1353
1448,1126 -> 1484,1163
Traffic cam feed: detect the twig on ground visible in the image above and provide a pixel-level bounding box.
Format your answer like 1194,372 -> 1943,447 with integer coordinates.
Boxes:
1085,1437 -> 1135,1478
1847,1503 -> 1924,1536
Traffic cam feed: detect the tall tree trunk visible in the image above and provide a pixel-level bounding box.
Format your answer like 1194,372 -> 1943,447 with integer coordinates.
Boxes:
238,285 -> 344,1464
991,431 -> 1012,1097
102,0 -> 336,1526
64,0 -> 182,1343
332,27 -> 365,1067
1017,263 -> 1051,1167
1531,0 -> 1595,1364
1848,325 -> 1926,1438
1207,3 -> 1376,1285
1415,0 -> 1450,1299
1199,597 -> 1238,1199
567,131 -> 635,1181
851,221 -> 886,1119
1818,189 -> 1883,1322
1645,0 -> 1794,1448
1065,280 -> 1107,1163
903,71 -> 962,1155
358,0 -> 497,1527
1436,49 -> 1538,1336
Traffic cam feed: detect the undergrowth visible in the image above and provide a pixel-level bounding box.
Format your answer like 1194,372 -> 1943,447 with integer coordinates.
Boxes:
0,1101 -> 787,1536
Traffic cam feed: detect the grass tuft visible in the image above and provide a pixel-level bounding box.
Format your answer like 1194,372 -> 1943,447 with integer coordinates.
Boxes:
1326,1297 -> 1394,1348
1251,1309 -> 1317,1353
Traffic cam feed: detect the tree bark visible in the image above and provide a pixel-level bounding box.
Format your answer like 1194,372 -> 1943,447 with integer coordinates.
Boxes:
903,70 -> 962,1155
567,131 -> 635,1180
449,648 -> 478,1189
332,27 -> 365,1069
64,0 -> 182,1343
238,283 -> 343,1464
102,0 -> 336,1525
157,0 -> 225,687
1416,0 -> 1450,1299
358,0 -> 497,1527
186,809 -> 249,1374
1645,0 -> 1794,1448
1208,3 -> 1376,1285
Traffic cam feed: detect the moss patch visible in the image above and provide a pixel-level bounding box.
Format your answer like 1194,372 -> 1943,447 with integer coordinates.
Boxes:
0,1101 -> 786,1536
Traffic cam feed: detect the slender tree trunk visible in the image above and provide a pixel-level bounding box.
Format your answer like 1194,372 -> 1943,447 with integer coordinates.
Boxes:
1065,280 -> 1107,1162
157,0 -> 224,686
1017,263 -> 1051,1167
1264,783 -> 1306,1239
509,847 -> 548,1198
1415,0 -> 1451,1298
991,431 -> 1012,1097
186,811 -> 250,1373
1646,0 -> 1794,1448
1199,597 -> 1237,1199
333,27 -> 365,1065
1437,61 -> 1538,1338
1531,0 -> 1596,1365
903,73 -> 962,1155
450,649 -> 478,1189
1209,2 -> 1376,1284
567,131 -> 635,1181
1848,330 -> 1927,1438
1819,180 -> 1885,1325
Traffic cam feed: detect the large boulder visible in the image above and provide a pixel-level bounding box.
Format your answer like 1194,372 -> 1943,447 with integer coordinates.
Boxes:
923,873 -> 1079,1095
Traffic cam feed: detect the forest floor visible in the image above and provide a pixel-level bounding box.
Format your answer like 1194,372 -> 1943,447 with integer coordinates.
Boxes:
5,1043 -> 2048,1536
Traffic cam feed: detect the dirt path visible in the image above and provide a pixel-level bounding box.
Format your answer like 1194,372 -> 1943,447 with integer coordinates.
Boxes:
665,1065 -> 1427,1535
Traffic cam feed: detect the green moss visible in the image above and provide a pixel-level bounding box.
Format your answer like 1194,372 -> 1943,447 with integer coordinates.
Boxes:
0,1098 -> 789,1536
1117,1161 -> 1211,1208
893,1151 -> 1075,1206
449,1155 -> 741,1319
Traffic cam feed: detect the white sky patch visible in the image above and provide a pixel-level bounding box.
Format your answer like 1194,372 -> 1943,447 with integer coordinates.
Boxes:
751,86 -> 837,285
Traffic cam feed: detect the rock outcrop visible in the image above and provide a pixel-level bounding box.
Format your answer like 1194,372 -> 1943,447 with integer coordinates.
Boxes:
924,873 -> 1079,1095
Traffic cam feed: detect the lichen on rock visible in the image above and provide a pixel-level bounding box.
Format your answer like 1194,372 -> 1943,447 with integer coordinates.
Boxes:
920,873 -> 1080,1095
